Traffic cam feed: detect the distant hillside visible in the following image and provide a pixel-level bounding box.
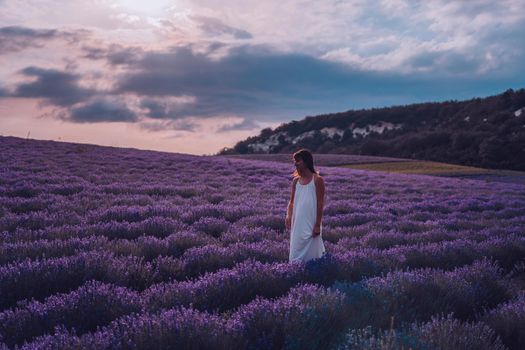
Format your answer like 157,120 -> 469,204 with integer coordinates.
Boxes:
219,88 -> 525,171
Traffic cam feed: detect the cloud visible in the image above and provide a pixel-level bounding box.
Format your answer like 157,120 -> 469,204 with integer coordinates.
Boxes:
11,66 -> 96,106
10,67 -> 95,106
0,26 -> 88,54
0,26 -> 57,53
1,1 -> 524,133
4,35 -> 525,130
68,98 -> 138,123
193,15 -> 252,39
0,0 -> 148,32
116,43 -> 481,121
139,98 -> 171,119
217,117 -> 259,132
82,44 -> 143,66
113,45 -> 365,118
406,50 -> 485,75
139,96 -> 198,119
138,118 -> 198,132
3,65 -> 138,124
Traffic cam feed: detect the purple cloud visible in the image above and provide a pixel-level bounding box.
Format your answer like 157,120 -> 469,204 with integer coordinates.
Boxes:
69,99 -> 138,123
11,66 -> 95,106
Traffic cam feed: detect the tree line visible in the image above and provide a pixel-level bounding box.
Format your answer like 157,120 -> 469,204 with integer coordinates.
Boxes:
220,88 -> 525,171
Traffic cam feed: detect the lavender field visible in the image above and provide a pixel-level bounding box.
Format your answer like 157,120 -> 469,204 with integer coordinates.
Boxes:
220,153 -> 415,166
1,135 -> 525,350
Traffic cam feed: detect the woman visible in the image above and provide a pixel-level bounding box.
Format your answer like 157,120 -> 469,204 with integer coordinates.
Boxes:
285,149 -> 326,262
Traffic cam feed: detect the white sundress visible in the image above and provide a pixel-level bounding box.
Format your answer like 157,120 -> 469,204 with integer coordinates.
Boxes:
289,175 -> 326,262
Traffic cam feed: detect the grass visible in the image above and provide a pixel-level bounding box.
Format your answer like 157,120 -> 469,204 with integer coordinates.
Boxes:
339,160 -> 525,185
340,161 -> 495,175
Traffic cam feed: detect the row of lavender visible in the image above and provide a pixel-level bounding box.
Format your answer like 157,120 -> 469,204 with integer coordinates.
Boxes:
2,234 -> 524,310
1,136 -> 525,349
3,259 -> 524,349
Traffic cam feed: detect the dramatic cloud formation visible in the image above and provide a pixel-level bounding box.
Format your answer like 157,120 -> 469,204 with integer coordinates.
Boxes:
111,44 -> 429,120
10,66 -> 96,106
0,0 -> 524,154
69,98 -> 138,123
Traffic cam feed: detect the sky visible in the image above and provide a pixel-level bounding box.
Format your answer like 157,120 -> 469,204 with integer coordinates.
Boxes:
1,0 -> 524,155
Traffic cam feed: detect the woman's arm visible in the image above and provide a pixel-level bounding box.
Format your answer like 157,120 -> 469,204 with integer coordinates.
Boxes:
313,175 -> 325,236
285,178 -> 298,230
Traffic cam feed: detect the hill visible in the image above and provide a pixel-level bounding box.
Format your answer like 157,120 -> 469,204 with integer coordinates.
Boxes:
220,88 -> 525,171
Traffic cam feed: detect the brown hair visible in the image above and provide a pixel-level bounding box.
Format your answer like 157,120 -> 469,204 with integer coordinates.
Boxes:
292,149 -> 318,178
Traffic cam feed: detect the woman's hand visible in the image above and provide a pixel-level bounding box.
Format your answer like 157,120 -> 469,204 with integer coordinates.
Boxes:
285,215 -> 292,231
313,224 -> 321,237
